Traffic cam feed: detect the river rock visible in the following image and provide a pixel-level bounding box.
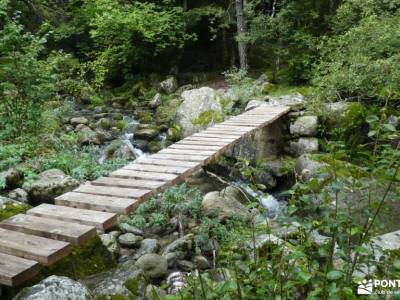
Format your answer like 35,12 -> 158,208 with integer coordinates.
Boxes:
159,76 -> 178,94
15,275 -> 93,300
253,171 -> 277,189
145,284 -> 166,300
119,222 -> 144,235
162,234 -> 195,260
133,239 -> 160,260
119,233 -> 143,248
8,188 -> 28,203
23,169 -> 78,204
89,261 -> 144,299
135,128 -> 159,140
150,93 -> 162,108
70,116 -> 89,126
0,167 -> 23,190
295,154 -> 329,181
135,254 -> 168,279
202,190 -> 251,221
286,138 -> 319,156
290,116 -> 318,136
77,125 -> 103,145
99,232 -> 120,256
167,272 -> 187,295
245,99 -> 265,111
266,93 -> 305,110
176,87 -> 222,137
194,255 -> 211,270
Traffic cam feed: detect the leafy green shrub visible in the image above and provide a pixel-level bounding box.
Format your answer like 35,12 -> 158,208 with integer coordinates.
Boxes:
127,184 -> 203,229
313,15 -> 400,103
0,15 -> 56,138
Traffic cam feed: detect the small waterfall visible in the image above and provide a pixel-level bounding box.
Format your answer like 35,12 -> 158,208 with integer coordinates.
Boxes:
98,117 -> 145,164
159,132 -> 167,149
122,133 -> 145,159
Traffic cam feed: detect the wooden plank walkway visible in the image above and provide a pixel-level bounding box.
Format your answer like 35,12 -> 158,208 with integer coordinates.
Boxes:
0,104 -> 289,286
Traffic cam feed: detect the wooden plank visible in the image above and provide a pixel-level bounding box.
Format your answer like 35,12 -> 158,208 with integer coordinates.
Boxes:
28,204 -> 117,231
75,184 -> 152,200
177,139 -> 231,146
92,177 -> 167,191
0,228 -> 71,266
136,157 -> 200,168
192,133 -> 242,139
169,144 -> 222,151
150,153 -> 209,162
222,121 -> 265,126
123,164 -> 189,174
159,148 -> 217,156
0,214 -> 96,246
212,125 -> 256,131
0,253 -> 40,286
55,192 -> 138,214
110,169 -> 178,181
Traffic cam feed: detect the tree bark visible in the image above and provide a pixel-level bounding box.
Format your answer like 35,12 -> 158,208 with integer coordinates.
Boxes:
235,0 -> 248,71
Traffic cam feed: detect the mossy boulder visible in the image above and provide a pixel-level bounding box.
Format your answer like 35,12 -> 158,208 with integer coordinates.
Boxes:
148,141 -> 162,153
176,87 -> 223,137
0,197 -> 31,221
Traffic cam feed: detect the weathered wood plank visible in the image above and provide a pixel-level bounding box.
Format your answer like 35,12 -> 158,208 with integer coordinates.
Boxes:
28,204 -> 117,231
0,228 -> 72,266
55,192 -> 138,214
136,157 -> 199,168
75,184 -> 152,200
177,139 -> 231,146
110,169 -> 177,181
124,163 -> 189,174
92,177 -> 167,191
169,144 -> 222,151
0,253 -> 40,286
159,148 -> 217,156
150,153 -> 209,162
211,125 -> 256,131
0,214 -> 96,246
192,133 -> 242,139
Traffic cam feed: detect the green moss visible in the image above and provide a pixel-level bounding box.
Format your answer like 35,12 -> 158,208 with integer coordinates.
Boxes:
156,97 -> 181,124
137,111 -> 153,124
38,236 -> 116,280
124,277 -> 143,297
0,203 -> 31,221
191,110 -> 224,127
166,124 -> 182,142
148,141 -> 161,153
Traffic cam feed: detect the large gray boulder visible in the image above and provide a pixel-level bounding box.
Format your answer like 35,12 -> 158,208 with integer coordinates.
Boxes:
15,276 -> 93,300
202,189 -> 251,221
176,87 -> 222,137
295,154 -> 329,181
286,138 -> 319,157
290,116 -> 318,137
23,169 -> 78,204
70,116 -> 89,126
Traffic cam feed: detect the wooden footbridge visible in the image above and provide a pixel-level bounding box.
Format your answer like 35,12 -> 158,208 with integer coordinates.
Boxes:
0,105 -> 289,287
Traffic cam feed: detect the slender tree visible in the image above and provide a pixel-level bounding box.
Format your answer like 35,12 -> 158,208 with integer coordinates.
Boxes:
235,0 -> 248,70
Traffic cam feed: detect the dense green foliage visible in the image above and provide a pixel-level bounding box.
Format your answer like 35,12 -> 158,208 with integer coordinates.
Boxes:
1,0 -> 400,298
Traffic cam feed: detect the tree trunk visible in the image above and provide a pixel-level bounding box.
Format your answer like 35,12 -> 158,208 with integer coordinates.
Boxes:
235,0 -> 248,71
183,0 -> 188,11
